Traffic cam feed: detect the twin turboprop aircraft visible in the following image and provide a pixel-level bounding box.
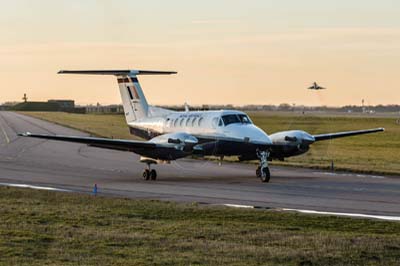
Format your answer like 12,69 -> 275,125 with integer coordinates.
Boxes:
20,70 -> 384,182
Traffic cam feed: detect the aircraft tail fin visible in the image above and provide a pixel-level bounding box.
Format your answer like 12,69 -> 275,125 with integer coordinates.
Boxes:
58,69 -> 177,123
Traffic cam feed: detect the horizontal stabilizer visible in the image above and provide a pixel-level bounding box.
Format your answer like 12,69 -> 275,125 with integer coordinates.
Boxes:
58,70 -> 177,76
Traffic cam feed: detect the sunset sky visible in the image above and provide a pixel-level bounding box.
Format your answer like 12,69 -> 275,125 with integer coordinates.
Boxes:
0,0 -> 399,106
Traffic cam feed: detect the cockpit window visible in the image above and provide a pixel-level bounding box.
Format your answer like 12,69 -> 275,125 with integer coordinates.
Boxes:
238,114 -> 252,124
222,115 -> 240,125
221,114 -> 252,126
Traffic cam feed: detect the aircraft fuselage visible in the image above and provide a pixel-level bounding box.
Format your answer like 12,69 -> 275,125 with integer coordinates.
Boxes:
128,109 -> 272,146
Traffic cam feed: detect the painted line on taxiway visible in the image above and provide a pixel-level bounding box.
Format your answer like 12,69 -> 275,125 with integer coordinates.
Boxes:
222,204 -> 255,209
281,208 -> 400,221
220,204 -> 400,221
316,171 -> 385,179
0,182 -> 71,192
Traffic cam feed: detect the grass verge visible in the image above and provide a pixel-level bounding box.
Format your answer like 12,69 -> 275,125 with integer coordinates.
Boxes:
1,186 -> 400,265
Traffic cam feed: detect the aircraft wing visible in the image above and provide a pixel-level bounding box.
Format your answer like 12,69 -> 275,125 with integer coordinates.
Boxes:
18,132 -> 158,152
313,128 -> 384,141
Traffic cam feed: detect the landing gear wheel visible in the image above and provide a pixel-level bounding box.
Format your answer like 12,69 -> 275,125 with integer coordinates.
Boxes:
257,150 -> 271,183
150,169 -> 157,180
256,166 -> 261,178
260,167 -> 270,183
142,169 -> 150,180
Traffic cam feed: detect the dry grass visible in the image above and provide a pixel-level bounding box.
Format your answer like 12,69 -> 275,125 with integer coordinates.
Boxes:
1,187 -> 400,265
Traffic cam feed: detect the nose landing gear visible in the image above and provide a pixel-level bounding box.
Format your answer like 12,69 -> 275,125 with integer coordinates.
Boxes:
256,150 -> 270,182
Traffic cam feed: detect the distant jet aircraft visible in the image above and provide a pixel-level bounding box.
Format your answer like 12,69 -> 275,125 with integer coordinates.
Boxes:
19,70 -> 384,183
308,82 -> 326,90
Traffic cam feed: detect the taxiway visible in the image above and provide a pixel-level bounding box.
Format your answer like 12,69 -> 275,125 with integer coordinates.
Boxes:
0,111 -> 399,218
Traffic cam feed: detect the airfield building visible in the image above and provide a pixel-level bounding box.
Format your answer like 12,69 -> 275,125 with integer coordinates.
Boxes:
85,104 -> 124,114
47,99 -> 75,109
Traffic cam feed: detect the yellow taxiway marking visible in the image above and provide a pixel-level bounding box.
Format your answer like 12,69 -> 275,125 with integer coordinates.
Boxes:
0,120 -> 10,144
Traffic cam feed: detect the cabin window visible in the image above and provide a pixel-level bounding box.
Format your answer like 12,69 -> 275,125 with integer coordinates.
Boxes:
180,118 -> 185,127
174,119 -> 179,127
192,117 -> 198,127
198,117 -> 204,127
186,117 -> 191,127
218,118 -> 224,127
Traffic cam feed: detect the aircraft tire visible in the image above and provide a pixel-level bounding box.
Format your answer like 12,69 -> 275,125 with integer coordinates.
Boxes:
143,169 -> 150,180
150,169 -> 157,180
260,167 -> 270,183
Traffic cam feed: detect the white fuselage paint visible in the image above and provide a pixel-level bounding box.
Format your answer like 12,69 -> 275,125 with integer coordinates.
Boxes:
128,108 -> 273,144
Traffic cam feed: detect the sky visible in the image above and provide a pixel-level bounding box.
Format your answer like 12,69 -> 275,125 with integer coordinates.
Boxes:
0,0 -> 399,106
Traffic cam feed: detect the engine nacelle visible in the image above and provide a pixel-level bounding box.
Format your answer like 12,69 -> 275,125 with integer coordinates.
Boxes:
269,130 -> 315,158
150,132 -> 198,151
134,132 -> 199,161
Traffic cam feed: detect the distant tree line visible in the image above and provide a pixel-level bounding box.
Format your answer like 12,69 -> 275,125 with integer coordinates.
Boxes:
2,101 -> 399,113
159,104 -> 400,113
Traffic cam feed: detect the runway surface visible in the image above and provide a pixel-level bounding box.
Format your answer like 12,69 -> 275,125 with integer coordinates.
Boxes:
0,111 -> 399,218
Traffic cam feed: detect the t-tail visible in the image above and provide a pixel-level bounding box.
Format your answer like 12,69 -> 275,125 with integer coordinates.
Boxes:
58,69 -> 177,123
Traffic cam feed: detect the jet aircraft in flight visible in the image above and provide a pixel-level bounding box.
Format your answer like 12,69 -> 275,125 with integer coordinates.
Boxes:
308,82 -> 326,90
20,70 -> 384,182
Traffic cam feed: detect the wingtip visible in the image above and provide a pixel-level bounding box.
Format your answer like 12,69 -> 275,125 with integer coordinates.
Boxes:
17,132 -> 31,137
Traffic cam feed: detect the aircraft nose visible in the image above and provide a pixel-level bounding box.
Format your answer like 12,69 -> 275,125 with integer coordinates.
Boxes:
252,126 -> 272,144
226,124 -> 271,144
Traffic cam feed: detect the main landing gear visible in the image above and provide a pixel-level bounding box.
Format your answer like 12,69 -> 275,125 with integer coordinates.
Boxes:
142,163 -> 157,181
256,150 -> 270,183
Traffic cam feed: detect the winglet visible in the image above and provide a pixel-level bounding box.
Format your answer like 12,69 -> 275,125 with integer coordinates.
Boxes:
18,132 -> 31,137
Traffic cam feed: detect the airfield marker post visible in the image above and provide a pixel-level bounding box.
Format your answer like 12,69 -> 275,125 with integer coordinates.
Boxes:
93,184 -> 98,196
